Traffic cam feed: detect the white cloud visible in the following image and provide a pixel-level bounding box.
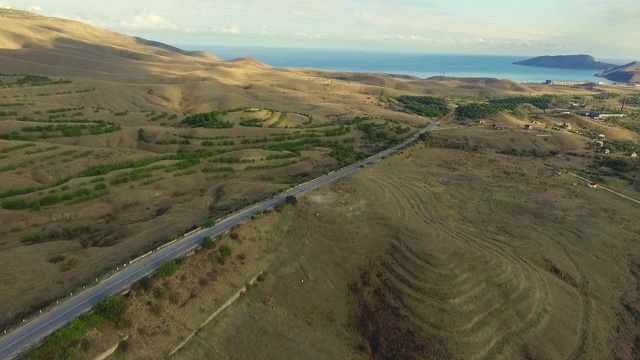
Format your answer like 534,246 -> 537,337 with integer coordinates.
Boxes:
220,25 -> 240,34
120,13 -> 179,31
0,0 -> 636,58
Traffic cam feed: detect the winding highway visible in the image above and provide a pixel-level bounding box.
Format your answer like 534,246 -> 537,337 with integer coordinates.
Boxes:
0,122 -> 437,360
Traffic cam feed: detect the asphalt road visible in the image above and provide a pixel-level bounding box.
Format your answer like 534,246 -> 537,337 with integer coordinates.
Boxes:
0,121 -> 437,360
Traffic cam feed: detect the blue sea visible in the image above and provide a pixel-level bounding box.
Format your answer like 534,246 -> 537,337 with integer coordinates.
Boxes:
182,45 -> 630,84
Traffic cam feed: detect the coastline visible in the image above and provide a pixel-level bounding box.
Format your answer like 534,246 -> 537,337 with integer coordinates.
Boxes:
180,45 -> 627,84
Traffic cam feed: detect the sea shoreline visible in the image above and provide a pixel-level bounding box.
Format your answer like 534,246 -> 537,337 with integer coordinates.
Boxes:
180,45 -> 630,84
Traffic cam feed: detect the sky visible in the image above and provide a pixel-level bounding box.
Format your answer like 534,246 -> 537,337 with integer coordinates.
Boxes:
1,0 -> 638,59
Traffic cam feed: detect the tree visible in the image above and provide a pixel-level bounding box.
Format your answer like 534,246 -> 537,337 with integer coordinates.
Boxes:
202,236 -> 214,249
94,296 -> 127,322
419,132 -> 433,147
155,260 -> 179,278
204,218 -> 216,228
285,195 -> 298,206
137,128 -> 150,143
274,203 -> 285,213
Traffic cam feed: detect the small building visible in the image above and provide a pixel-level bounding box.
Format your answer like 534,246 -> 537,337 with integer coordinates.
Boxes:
577,111 -> 601,119
630,152 -> 638,158
562,122 -> 572,130
595,140 -> 604,147
598,113 -> 627,119
546,80 -> 591,86
604,148 -> 611,154
588,182 -> 599,189
524,124 -> 533,131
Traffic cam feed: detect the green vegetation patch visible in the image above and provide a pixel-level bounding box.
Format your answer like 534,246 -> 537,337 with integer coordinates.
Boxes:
0,142 -> 35,153
21,226 -> 96,245
1,185 -> 109,210
596,157 -> 636,173
239,118 -> 264,127
138,128 -> 151,143
156,260 -> 180,278
20,121 -> 121,138
111,168 -> 154,185
149,112 -> 169,121
269,112 -> 288,128
12,74 -> 71,87
79,157 -> 161,177
324,125 -> 351,137
394,96 -> 448,117
182,111 -> 233,129
456,95 -> 555,120
498,148 -> 547,157
22,296 -> 126,360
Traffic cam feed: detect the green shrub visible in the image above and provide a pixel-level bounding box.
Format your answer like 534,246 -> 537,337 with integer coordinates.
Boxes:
182,111 -> 233,129
93,296 -> 127,322
138,128 -> 150,143
155,260 -> 179,278
78,157 -> 161,177
21,232 -> 42,244
599,157 -> 636,173
2,198 -> 30,210
204,218 -> 216,228
202,236 -> 215,249
395,96 -> 448,117
218,245 -> 232,259
285,195 -> 298,206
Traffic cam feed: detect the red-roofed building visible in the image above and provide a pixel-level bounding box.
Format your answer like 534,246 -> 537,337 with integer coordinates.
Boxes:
588,182 -> 599,189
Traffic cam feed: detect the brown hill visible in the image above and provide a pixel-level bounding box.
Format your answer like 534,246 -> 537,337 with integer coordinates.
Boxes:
597,61 -> 640,83
0,8 -> 273,77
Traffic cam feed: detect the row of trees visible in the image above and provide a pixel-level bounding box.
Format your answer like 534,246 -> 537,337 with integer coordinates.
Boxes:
182,111 -> 233,129
456,95 -> 555,120
395,96 -> 448,117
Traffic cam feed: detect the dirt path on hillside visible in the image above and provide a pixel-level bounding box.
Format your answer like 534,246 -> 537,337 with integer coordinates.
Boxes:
169,272 -> 264,356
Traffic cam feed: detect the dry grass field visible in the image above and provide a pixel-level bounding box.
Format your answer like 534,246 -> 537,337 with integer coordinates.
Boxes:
0,9 -> 586,329
33,129 -> 640,360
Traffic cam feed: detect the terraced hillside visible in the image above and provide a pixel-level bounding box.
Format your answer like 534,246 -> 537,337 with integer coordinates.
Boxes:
0,74 -> 420,329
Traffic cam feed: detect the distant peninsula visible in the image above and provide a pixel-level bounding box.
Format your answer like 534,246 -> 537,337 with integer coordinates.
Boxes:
596,61 -> 640,83
514,55 -> 617,70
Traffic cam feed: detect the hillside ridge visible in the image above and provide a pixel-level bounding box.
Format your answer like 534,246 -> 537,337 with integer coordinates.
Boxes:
596,61 -> 640,83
